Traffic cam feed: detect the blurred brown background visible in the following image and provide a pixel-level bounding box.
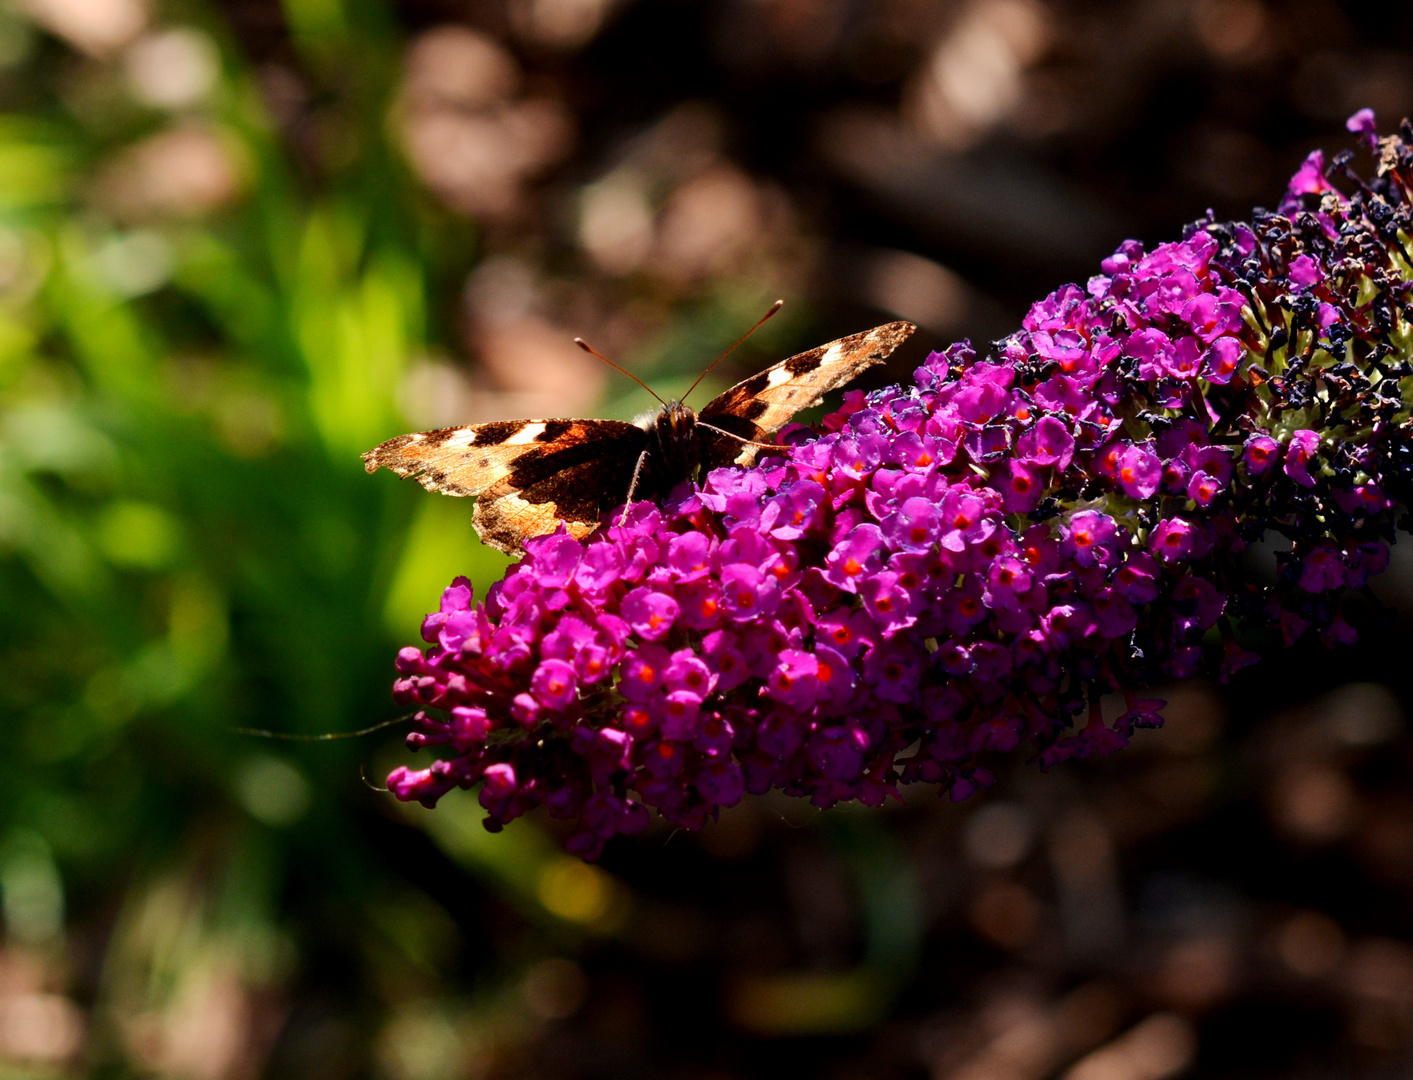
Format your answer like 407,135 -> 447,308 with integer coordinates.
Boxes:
5,0 -> 1413,1076
225,0 -> 1413,428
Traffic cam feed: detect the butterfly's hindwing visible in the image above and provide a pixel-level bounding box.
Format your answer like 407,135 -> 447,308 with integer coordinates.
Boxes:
697,320 -> 915,469
473,493 -> 597,552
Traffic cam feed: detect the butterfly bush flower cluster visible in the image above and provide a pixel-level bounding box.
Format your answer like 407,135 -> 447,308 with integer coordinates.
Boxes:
389,112 -> 1413,859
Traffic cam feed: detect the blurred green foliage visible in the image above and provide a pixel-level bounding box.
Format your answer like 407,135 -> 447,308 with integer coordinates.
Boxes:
0,0 -> 577,1071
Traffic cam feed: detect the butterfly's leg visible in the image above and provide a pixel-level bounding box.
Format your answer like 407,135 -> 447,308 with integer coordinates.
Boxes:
619,449 -> 650,526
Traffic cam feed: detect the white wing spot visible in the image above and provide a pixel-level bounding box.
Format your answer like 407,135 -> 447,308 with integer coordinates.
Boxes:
505,422 -> 547,445
429,429 -> 477,450
766,366 -> 796,389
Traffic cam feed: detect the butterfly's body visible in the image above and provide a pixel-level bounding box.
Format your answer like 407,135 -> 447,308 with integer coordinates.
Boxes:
363,320 -> 916,553
635,399 -> 701,501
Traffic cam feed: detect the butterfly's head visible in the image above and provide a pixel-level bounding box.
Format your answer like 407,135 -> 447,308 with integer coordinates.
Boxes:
632,399 -> 694,429
643,400 -> 699,484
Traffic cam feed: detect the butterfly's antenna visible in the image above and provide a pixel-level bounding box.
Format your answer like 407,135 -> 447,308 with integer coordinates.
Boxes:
231,715 -> 413,741
681,299 -> 785,407
574,339 -> 670,408
697,421 -> 780,451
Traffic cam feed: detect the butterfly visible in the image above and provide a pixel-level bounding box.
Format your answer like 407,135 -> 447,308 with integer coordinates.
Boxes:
363,310 -> 916,554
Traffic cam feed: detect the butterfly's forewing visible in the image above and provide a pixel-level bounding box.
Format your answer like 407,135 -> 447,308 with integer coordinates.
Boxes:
696,320 -> 916,468
362,418 -> 646,553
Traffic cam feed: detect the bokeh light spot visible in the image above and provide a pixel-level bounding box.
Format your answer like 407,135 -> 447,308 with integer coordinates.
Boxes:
96,500 -> 180,569
536,858 -> 613,923
236,756 -> 312,827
